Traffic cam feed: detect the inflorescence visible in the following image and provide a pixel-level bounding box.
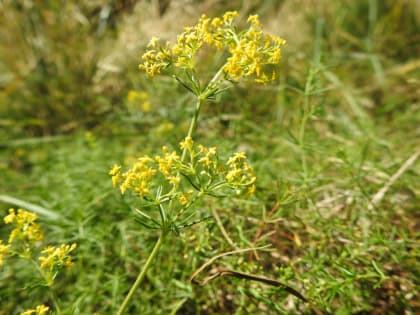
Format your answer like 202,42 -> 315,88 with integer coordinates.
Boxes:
1,208 -> 77,287
139,11 -> 286,84
110,137 -> 256,231
111,137 -> 256,199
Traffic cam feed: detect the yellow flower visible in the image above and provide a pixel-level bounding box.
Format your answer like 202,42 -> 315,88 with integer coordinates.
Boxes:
20,304 -> 50,315
227,152 -> 247,167
39,243 -> 77,270
168,175 -> 180,186
198,145 -> 217,167
109,164 -> 121,187
4,208 -> 44,245
247,184 -> 256,196
223,11 -> 239,23
141,100 -> 151,112
0,240 -> 10,266
179,195 -> 188,205
156,147 -> 180,178
226,168 -> 243,182
3,208 -> 16,224
147,36 -> 159,48
127,90 -> 151,112
116,156 -> 157,198
139,39 -> 172,77
35,305 -> 50,315
224,152 -> 256,194
247,15 -> 261,28
127,90 -> 138,102
179,191 -> 193,205
179,136 -> 194,150
211,17 -> 223,27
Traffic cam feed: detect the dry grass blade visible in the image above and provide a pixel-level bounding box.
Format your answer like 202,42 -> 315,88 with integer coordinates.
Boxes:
211,207 -> 238,250
369,150 -> 419,209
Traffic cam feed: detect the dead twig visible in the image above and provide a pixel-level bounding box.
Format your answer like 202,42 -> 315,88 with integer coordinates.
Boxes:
190,246 -> 326,315
193,267 -> 308,302
212,207 -> 238,250
190,245 -> 271,283
249,201 -> 280,261
369,151 -> 419,210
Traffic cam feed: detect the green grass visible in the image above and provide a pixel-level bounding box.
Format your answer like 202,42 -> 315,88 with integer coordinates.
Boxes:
0,1 -> 419,314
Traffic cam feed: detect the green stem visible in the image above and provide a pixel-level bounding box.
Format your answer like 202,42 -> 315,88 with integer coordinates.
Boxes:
180,65 -> 225,163
181,98 -> 202,162
49,290 -> 61,315
116,232 -> 166,315
29,257 -> 61,313
117,65 -> 226,315
298,96 -> 309,182
207,66 -> 225,88
168,97 -> 202,219
299,68 -> 315,184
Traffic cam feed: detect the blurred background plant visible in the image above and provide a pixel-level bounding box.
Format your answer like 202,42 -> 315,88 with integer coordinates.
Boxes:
0,0 -> 418,314
1,208 -> 77,314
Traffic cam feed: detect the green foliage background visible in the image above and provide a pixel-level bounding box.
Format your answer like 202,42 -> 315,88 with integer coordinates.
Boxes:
0,0 -> 418,314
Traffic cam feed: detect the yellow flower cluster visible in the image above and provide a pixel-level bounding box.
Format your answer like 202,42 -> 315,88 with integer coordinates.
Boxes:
1,208 -> 77,309
156,146 -> 180,179
179,138 -> 256,196
110,137 -> 256,202
4,208 -> 44,245
179,190 -> 193,206
127,90 -> 151,112
110,157 -> 157,198
139,38 -> 172,77
226,152 -> 257,195
197,144 -> 217,168
139,11 -> 286,83
223,15 -> 286,83
39,243 -> 77,270
20,304 -> 50,315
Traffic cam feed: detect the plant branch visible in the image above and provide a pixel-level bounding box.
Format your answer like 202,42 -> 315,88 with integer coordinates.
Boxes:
116,232 -> 166,315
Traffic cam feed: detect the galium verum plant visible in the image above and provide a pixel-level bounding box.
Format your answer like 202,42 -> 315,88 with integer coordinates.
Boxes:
110,11 -> 286,314
1,208 -> 77,314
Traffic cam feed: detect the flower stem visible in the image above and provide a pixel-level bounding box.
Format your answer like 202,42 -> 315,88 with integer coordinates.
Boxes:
181,98 -> 202,162
116,232 -> 166,315
180,65 -> 225,163
29,257 -> 61,313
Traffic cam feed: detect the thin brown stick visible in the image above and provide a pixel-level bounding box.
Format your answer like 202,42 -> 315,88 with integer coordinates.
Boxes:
191,266 -> 325,315
249,201 -> 280,261
190,245 -> 271,282
194,267 -> 308,302
212,207 -> 238,250
369,150 -> 419,210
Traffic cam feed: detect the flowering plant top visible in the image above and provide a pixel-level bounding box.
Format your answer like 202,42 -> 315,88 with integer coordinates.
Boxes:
139,11 -> 286,85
